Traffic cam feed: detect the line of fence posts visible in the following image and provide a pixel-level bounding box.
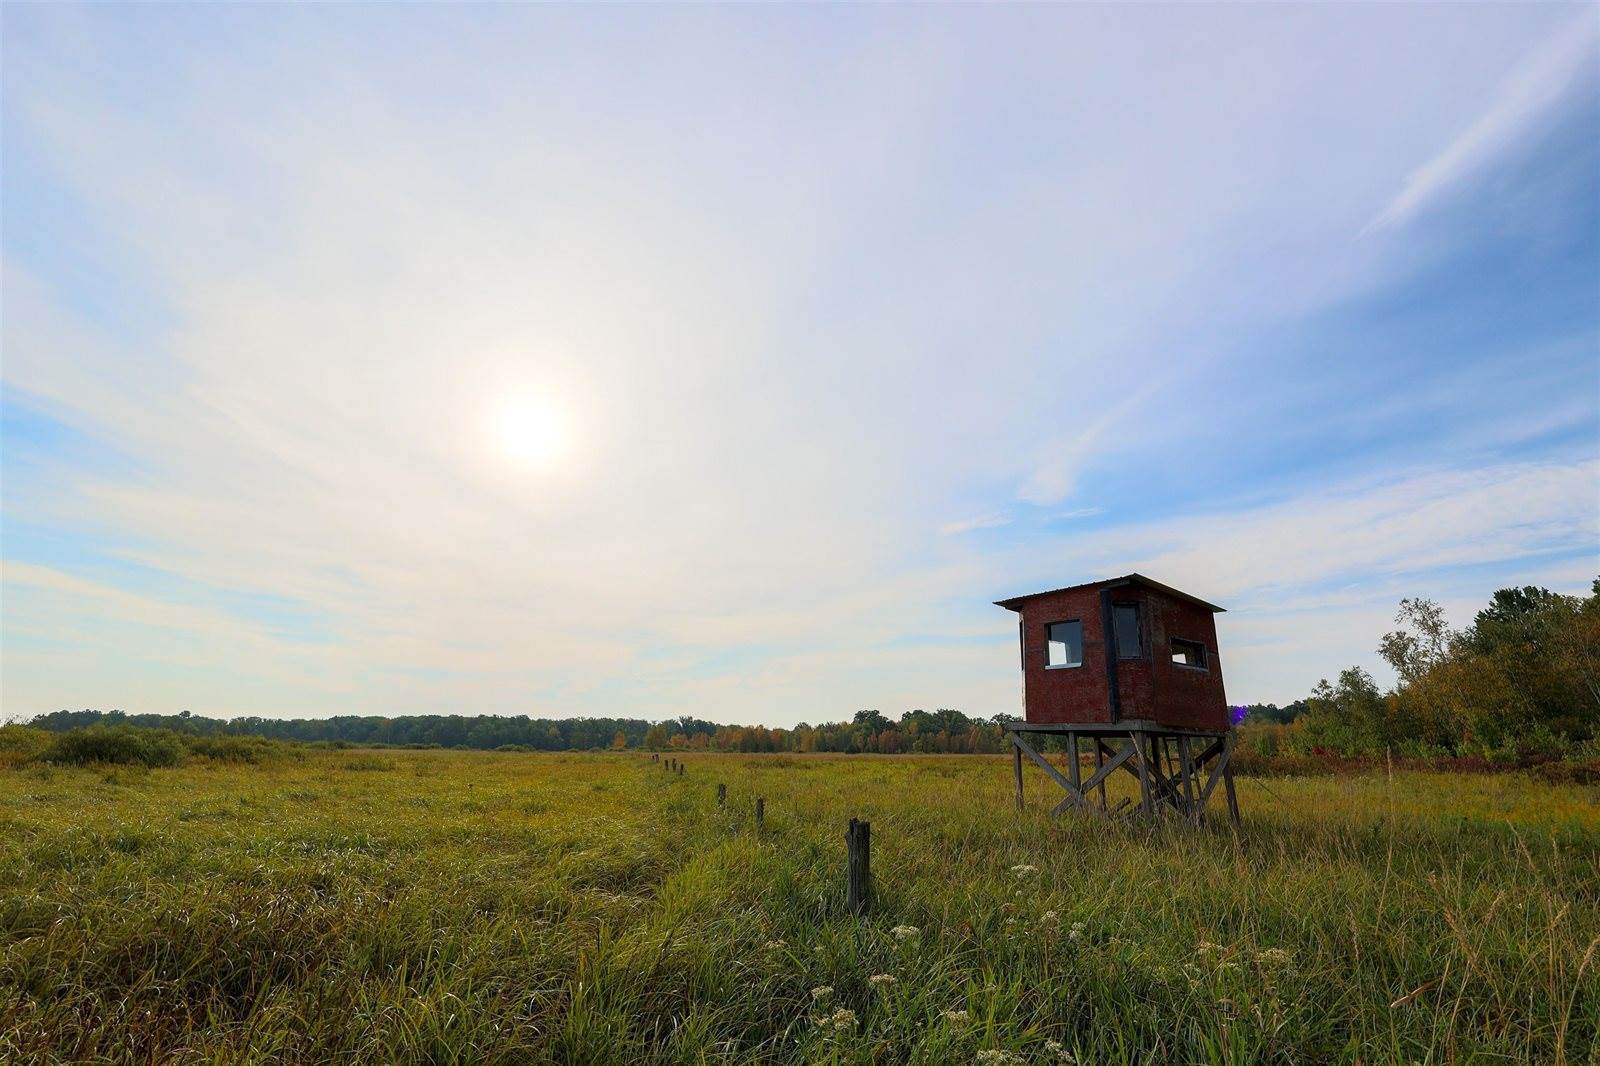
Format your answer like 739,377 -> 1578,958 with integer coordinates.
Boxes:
646,756 -> 870,915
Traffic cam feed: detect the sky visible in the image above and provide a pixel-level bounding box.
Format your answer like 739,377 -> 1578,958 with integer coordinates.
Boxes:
2,4 -> 1597,725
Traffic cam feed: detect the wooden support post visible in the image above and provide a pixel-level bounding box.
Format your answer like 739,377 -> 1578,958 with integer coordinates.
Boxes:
755,797 -> 765,828
1095,742 -> 1108,809
1066,733 -> 1081,811
716,783 -> 726,806
1223,734 -> 1241,826
677,762 -> 684,776
1133,734 -> 1154,816
1013,738 -> 1024,810
845,819 -> 871,916
1179,736 -> 1198,824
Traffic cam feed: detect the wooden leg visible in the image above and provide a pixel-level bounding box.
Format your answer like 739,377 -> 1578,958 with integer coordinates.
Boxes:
1132,734 -> 1154,816
1223,734 -> 1241,825
1179,736 -> 1198,825
1013,738 -> 1024,811
1094,742 -> 1108,809
1066,733 -> 1081,811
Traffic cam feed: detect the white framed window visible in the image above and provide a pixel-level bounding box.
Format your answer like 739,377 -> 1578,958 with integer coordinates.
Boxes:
1046,620 -> 1083,668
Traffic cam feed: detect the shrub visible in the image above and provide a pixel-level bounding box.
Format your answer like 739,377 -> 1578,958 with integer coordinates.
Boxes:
46,726 -> 186,768
342,755 -> 395,772
0,725 -> 54,769
185,735 -> 297,763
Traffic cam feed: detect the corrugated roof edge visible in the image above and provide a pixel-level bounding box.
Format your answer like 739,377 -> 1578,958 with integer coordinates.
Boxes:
993,573 -> 1225,614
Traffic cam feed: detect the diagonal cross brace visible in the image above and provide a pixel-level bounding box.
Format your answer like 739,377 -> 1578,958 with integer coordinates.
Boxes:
1194,739 -> 1235,811
1010,732 -> 1078,797
1050,743 -> 1134,816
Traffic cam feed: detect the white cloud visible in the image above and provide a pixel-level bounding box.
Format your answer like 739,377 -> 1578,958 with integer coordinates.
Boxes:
940,513 -> 1012,536
2,6 -> 1594,722
1365,14 -> 1598,234
1011,458 -> 1599,704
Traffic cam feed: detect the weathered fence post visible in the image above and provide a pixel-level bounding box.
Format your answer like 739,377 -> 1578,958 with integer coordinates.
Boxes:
677,762 -> 684,777
716,783 -> 726,806
755,797 -> 765,829
845,818 -> 871,916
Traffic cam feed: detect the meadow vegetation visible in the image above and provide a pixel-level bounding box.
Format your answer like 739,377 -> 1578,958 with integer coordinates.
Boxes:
1,746 -> 1594,1064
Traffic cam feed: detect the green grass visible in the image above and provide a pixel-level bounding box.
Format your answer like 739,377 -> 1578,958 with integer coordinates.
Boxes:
1,749 -> 1595,1064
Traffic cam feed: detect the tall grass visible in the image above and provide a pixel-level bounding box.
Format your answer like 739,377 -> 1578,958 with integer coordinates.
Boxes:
0,750 -> 1593,1063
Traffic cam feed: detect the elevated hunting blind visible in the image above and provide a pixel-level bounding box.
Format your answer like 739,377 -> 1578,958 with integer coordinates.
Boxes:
995,574 -> 1239,823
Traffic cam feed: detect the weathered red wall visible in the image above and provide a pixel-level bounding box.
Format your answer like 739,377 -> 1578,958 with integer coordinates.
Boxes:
1016,586 -> 1114,724
1144,596 -> 1228,731
1014,584 -> 1228,731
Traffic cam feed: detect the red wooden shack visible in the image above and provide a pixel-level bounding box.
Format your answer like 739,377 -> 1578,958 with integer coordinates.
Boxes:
995,573 -> 1228,732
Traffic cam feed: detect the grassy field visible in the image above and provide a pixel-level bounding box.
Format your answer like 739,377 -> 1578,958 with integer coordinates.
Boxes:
0,749 -> 1595,1064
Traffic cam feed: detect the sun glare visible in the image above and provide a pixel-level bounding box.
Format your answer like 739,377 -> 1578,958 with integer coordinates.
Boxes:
492,394 -> 569,470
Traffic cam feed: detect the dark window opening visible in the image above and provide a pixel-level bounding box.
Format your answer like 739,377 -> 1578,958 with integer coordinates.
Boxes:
1112,604 -> 1143,659
1171,637 -> 1208,669
1046,620 -> 1083,668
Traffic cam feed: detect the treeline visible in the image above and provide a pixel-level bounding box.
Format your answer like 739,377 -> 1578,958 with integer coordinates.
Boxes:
24,707 -> 1021,755
1251,580 -> 1599,760
23,580 -> 1594,763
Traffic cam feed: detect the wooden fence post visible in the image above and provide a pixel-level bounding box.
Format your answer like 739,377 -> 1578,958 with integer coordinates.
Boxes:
716,783 -> 726,806
755,797 -> 765,829
677,763 -> 684,777
846,818 -> 871,916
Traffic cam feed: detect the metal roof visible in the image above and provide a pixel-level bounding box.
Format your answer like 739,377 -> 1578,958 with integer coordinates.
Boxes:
993,573 -> 1226,614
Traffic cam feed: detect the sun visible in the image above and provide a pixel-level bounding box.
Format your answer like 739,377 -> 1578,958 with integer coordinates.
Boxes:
492,393 -> 569,469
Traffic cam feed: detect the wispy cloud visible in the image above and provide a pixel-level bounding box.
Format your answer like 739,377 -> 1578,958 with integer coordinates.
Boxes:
1364,15 -> 1598,234
940,513 -> 1012,536
2,5 -> 1595,719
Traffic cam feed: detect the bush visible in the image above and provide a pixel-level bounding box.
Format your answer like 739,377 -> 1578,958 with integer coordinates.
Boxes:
0,725 -> 54,769
46,726 -> 186,768
185,735 -> 297,764
342,755 -> 395,772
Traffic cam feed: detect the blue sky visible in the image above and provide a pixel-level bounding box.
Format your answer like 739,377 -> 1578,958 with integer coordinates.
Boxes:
3,4 -> 1597,724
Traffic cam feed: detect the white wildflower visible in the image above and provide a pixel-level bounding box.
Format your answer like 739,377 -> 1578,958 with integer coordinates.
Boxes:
868,973 -> 897,986
1009,863 -> 1038,877
891,924 -> 920,941
1067,927 -> 1082,941
976,1051 -> 1025,1065
1196,941 -> 1219,955
1044,1039 -> 1077,1063
811,1006 -> 857,1033
764,939 -> 786,951
1256,947 -> 1292,965
810,985 -> 833,1000
942,1008 -> 970,1026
